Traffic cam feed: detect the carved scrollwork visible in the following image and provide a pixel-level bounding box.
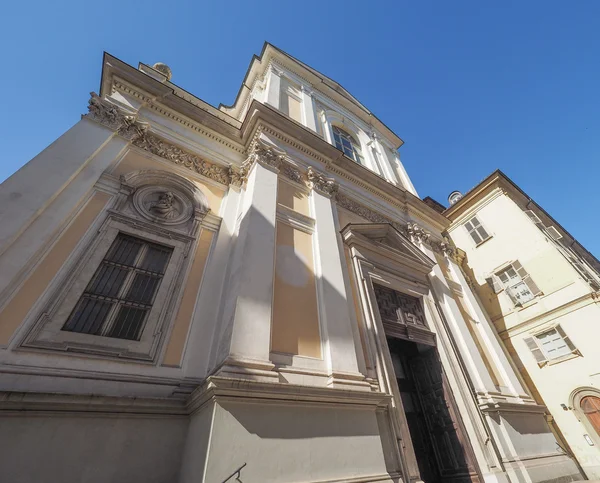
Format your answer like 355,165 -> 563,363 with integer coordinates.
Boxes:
407,222 -> 431,244
280,163 -> 304,184
336,193 -> 389,224
131,132 -> 230,185
237,137 -> 287,185
307,167 -> 338,197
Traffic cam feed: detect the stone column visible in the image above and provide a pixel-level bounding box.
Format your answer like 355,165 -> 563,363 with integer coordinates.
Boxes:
216,138 -> 282,381
308,168 -> 367,390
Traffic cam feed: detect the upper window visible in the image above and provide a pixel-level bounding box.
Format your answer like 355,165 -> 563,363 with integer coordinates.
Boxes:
464,216 -> 491,245
486,260 -> 542,307
524,325 -> 578,366
496,265 -> 534,305
332,126 -> 364,165
62,234 -> 172,341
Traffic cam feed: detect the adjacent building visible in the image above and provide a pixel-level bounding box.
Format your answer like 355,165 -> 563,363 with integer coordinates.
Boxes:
0,44 -> 584,483
444,171 -> 600,480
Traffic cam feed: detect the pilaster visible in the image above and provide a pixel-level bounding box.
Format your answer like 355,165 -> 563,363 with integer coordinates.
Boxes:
300,85 -> 317,132
308,169 -> 366,390
428,261 -> 499,394
265,65 -> 282,110
216,139 -> 283,381
447,257 -> 530,399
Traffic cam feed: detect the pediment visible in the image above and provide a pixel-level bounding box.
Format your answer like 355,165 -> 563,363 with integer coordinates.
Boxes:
341,223 -> 436,274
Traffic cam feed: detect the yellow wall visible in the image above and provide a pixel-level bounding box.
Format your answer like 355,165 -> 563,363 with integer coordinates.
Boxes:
272,222 -> 321,358
112,150 -> 225,213
162,228 -> 214,367
271,180 -> 320,358
277,179 -> 309,215
0,192 -> 111,344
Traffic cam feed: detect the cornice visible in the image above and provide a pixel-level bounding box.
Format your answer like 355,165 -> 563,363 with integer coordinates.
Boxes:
111,77 -> 245,154
187,376 -> 392,415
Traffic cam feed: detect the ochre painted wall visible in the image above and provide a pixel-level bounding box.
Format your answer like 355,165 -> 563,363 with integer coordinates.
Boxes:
0,192 -> 111,344
271,180 -> 321,358
162,228 -> 214,367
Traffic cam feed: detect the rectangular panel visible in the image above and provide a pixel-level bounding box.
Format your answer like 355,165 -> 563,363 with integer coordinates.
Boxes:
271,222 -> 321,358
277,179 -> 309,215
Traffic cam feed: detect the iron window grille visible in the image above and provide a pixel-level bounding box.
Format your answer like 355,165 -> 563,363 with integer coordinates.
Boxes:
62,233 -> 172,341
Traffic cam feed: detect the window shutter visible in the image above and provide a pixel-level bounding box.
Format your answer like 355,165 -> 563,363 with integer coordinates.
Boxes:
555,325 -> 577,352
505,286 -> 521,306
525,210 -> 543,224
512,260 -> 542,296
524,336 -> 547,365
546,226 -> 563,240
485,275 -> 503,294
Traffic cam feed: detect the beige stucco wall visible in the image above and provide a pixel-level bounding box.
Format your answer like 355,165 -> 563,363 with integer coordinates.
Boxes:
0,191 -> 111,344
163,228 -> 215,367
448,192 -> 589,332
271,180 -> 321,358
449,190 -> 600,478
271,222 -> 321,358
508,300 -> 600,478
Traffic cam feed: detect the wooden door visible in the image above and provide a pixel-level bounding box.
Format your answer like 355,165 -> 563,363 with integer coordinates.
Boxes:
581,396 -> 600,436
410,349 -> 480,483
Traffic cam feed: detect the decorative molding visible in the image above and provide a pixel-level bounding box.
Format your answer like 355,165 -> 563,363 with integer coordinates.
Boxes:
86,92 -> 242,187
307,167 -> 338,197
336,192 -> 451,256
237,134 -> 286,184
86,92 -> 148,142
279,163 -> 304,184
131,131 -> 232,185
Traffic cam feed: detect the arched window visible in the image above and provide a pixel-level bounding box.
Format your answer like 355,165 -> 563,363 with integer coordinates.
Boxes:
581,396 -> 600,436
332,126 -> 364,165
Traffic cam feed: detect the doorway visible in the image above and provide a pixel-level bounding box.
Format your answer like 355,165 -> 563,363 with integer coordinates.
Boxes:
388,337 -> 480,483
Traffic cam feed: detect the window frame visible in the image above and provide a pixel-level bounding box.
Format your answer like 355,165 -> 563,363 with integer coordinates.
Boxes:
524,324 -> 580,367
496,265 -> 535,305
62,233 -> 174,341
22,217 -> 192,361
331,125 -> 364,165
19,169 -> 214,363
464,215 -> 492,246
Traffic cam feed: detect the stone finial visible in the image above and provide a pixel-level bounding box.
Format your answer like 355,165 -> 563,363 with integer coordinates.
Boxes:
152,62 -> 172,81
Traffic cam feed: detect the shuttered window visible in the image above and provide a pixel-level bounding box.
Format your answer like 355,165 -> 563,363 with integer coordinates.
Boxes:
524,325 -> 578,366
62,234 -> 172,341
487,260 -> 542,306
464,216 -> 491,245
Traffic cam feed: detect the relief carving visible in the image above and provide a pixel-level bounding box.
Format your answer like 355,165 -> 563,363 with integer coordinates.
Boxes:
131,131 -> 231,185
132,184 -> 198,226
374,285 -> 426,327
307,167 -> 338,197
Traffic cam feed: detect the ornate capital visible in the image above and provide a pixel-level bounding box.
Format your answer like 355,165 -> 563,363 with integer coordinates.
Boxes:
238,137 -> 286,184
407,222 -> 431,244
279,163 -> 304,184
307,167 -> 338,197
86,92 -> 148,141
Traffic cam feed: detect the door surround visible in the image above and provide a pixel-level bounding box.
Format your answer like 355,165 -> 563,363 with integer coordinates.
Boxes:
341,223 -> 484,483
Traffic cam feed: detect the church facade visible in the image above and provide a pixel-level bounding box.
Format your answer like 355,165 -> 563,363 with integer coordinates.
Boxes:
0,44 -> 583,483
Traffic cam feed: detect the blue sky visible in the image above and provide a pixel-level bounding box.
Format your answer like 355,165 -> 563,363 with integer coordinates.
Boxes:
2,1 -> 599,255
